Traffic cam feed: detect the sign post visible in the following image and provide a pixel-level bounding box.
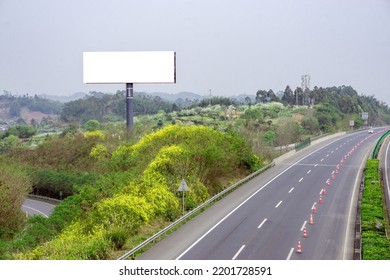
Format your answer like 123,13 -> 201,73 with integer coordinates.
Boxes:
83,51 -> 176,130
177,179 -> 189,216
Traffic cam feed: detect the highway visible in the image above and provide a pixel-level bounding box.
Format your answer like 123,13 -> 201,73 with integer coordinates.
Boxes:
138,128 -> 385,260
22,198 -> 57,218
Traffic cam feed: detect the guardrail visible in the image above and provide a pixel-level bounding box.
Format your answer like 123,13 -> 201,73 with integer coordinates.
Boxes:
295,138 -> 311,152
372,130 -> 390,159
117,161 -> 275,260
27,194 -> 61,205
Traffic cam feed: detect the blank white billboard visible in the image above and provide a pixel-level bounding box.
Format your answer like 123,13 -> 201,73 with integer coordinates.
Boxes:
83,51 -> 176,84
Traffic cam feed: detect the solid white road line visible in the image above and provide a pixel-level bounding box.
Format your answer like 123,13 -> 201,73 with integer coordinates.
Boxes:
275,201 -> 282,208
299,177 -> 303,182
21,205 -> 49,218
288,187 -> 294,194
258,218 -> 267,229
232,245 -> 245,260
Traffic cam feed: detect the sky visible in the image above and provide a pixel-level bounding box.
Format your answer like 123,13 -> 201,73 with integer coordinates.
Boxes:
1,0 -> 390,105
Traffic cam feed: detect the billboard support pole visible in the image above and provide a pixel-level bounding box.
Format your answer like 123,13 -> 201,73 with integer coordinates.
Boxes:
126,83 -> 134,130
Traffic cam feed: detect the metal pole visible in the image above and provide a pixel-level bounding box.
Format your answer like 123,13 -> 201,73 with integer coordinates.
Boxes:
182,191 -> 185,216
126,83 -> 134,130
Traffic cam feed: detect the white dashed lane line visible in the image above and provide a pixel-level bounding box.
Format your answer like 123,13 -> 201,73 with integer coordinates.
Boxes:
258,218 -> 267,229
232,245 -> 246,260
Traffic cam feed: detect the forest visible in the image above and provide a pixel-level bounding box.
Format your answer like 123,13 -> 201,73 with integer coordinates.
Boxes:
0,84 -> 389,259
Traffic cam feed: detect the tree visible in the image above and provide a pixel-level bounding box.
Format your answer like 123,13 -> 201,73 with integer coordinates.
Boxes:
263,130 -> 276,146
0,135 -> 21,153
282,85 -> 294,105
245,96 -> 252,108
314,103 -> 340,132
275,117 -> 300,147
294,87 -> 304,105
5,125 -> 37,139
255,90 -> 268,103
85,120 -> 100,132
267,89 -> 279,102
301,116 -> 319,133
0,160 -> 32,237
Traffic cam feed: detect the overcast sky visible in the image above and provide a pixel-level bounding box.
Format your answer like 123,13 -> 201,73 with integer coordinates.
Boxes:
1,0 -> 389,105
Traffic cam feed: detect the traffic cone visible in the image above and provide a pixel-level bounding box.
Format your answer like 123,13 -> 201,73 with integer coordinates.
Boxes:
332,174 -> 335,180
296,241 -> 302,253
319,195 -> 323,204
312,202 -> 317,214
309,214 -> 314,224
327,179 -> 330,186
322,188 -> 326,195
303,227 -> 307,238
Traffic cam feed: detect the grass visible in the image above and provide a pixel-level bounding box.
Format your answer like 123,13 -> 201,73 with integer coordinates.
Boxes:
361,159 -> 390,259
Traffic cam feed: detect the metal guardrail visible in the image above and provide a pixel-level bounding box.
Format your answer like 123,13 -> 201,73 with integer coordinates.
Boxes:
295,138 -> 311,152
117,161 -> 275,260
27,194 -> 61,204
372,130 -> 390,159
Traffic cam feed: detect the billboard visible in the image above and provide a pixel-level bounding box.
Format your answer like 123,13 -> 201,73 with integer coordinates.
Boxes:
83,51 -> 176,84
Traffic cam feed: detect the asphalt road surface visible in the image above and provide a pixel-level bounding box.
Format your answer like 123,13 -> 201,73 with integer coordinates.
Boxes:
138,128 -> 386,260
22,198 -> 56,218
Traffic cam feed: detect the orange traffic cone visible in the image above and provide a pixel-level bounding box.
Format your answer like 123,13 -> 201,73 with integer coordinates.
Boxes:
309,214 -> 314,225
312,203 -> 317,214
322,188 -> 327,195
303,227 -> 307,238
319,195 -> 323,204
296,241 -> 302,253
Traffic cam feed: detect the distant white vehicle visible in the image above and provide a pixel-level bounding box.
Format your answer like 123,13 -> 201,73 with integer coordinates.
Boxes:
368,129 -> 374,133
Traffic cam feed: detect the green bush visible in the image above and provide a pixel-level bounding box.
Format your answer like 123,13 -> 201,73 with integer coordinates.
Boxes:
361,159 -> 390,259
0,160 -> 32,238
30,170 -> 96,199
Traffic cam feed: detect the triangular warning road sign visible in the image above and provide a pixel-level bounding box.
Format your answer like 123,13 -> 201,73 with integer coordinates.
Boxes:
177,179 -> 189,191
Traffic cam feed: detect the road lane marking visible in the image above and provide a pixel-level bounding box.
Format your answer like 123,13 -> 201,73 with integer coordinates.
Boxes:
286,248 -> 295,260
288,187 -> 294,193
232,245 -> 245,260
307,170 -> 311,174
299,177 -> 303,182
314,164 -> 318,167
300,221 -> 307,231
275,201 -> 283,208
176,137 -> 348,259
258,218 -> 267,229
21,205 -> 49,218
321,158 -> 324,162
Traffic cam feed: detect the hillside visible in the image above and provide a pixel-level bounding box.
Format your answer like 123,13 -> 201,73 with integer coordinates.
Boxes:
0,94 -> 62,125
0,84 -> 390,260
